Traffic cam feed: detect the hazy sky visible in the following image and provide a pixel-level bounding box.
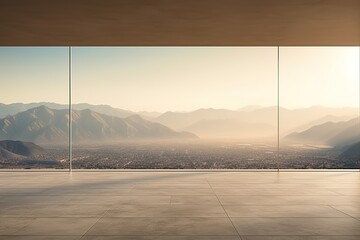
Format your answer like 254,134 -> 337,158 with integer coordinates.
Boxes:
0,47 -> 358,112
0,47 -> 69,104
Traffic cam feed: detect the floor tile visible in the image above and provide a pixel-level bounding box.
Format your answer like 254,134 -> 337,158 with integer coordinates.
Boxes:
0,188 -> 48,195
1,172 -> 360,239
242,237 -> 360,240
170,196 -> 220,205
327,188 -> 360,195
85,217 -> 238,236
330,205 -> 360,217
231,217 -> 360,235
81,236 -> 241,240
224,205 -> 349,217
128,188 -> 214,196
42,188 -> 132,195
0,204 -> 110,217
133,183 -> 211,189
213,188 -> 339,196
104,204 -> 227,217
0,237 -> 80,240
218,195 -> 360,205
0,218 -> 34,235
113,196 -> 171,205
12,217 -> 98,235
1,195 -> 124,205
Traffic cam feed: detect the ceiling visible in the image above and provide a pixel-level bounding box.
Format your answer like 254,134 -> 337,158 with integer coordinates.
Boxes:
0,0 -> 359,46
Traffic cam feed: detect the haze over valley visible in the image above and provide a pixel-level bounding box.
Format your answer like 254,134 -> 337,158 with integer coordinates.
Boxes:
0,102 -> 358,169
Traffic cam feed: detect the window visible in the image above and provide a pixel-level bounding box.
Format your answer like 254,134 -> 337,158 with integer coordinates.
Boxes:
0,47 -> 69,169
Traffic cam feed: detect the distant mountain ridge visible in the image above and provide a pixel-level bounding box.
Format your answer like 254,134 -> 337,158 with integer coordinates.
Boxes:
1,103 -> 357,140
290,115 -> 357,133
153,106 -> 357,137
0,102 -> 161,120
284,118 -> 360,147
0,106 -> 197,144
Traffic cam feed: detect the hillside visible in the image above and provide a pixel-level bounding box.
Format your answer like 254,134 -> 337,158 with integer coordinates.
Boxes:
339,142 -> 360,168
0,140 -> 46,159
284,118 -> 359,147
0,102 -> 160,119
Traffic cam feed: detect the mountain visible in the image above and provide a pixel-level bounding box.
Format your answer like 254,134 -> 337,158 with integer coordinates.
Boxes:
2,103 -> 357,140
327,121 -> 360,147
0,102 -> 57,118
284,118 -> 359,147
0,106 -> 197,144
0,106 -> 69,144
154,106 -> 357,134
289,114 -> 357,133
71,103 -> 136,118
339,142 -> 360,168
0,102 -> 138,119
181,119 -> 274,139
280,107 -> 357,135
0,140 -> 46,159
0,148 -> 24,160
71,110 -> 196,142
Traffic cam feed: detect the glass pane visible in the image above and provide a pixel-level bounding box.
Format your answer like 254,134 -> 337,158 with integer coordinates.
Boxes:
0,47 -> 69,170
72,47 -> 278,169
279,47 -> 359,169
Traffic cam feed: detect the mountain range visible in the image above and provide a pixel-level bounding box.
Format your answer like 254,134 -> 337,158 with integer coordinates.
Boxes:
0,102 -> 162,120
0,106 -> 196,144
153,106 -> 357,138
284,118 -> 360,147
0,103 -> 358,143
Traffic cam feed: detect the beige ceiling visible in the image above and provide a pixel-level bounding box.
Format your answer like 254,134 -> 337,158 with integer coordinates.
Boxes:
0,0 -> 359,46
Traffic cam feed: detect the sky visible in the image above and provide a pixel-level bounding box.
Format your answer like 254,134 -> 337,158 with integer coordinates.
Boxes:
0,46 -> 359,112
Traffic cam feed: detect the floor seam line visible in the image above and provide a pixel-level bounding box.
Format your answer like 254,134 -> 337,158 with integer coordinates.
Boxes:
79,207 -> 111,239
206,178 -> 243,239
329,205 -> 360,221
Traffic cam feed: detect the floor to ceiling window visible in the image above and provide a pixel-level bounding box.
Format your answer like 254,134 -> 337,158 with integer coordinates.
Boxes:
71,47 -> 278,169
0,46 -> 358,170
0,47 -> 69,169
279,47 -> 359,169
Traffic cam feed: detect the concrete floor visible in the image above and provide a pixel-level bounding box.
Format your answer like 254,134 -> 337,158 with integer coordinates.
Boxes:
0,171 -> 360,240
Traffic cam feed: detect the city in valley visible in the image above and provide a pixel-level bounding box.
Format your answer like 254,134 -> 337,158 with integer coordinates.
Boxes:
0,140 -> 356,170
0,103 -> 359,170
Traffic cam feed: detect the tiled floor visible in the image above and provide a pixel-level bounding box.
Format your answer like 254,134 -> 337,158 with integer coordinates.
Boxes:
0,171 -> 359,240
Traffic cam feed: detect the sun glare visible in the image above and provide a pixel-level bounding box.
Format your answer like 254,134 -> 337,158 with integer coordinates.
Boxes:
345,47 -> 360,74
